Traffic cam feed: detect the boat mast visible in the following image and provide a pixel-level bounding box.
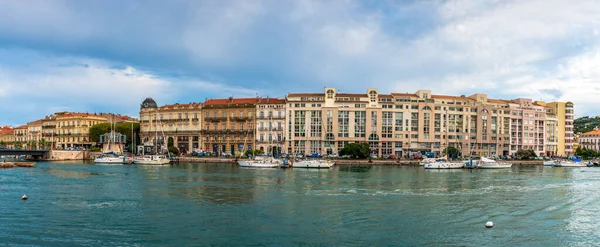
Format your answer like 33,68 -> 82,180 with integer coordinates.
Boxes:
253,104 -> 256,158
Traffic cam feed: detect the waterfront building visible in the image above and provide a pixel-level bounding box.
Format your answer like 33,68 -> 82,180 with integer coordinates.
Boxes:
54,112 -> 108,149
41,116 -> 57,150
536,101 -> 575,156
255,97 -> 286,155
285,88 -> 568,158
202,97 -> 257,156
14,125 -> 28,148
26,120 -> 43,149
139,98 -> 203,155
578,131 -> 598,151
0,126 -> 15,148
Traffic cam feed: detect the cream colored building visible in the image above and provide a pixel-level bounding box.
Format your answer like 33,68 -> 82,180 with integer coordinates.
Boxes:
0,126 -> 15,148
26,120 -> 43,149
139,98 -> 203,154
536,101 -> 575,156
55,112 -> 107,149
14,125 -> 28,148
286,88 -> 568,158
256,97 -> 286,155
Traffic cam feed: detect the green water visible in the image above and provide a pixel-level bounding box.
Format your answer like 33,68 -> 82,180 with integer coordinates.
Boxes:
1,162 -> 599,246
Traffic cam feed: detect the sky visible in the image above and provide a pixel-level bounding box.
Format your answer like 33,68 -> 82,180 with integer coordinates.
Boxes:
1,0 -> 600,126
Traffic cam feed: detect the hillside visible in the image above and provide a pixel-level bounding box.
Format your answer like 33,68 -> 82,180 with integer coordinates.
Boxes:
574,116 -> 600,134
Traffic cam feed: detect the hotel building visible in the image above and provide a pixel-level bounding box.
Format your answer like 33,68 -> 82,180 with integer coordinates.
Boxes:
0,126 -> 15,148
14,125 -> 28,148
54,112 -> 108,149
255,97 -> 286,155
145,100 -> 203,154
202,97 -> 256,156
286,88 -> 571,158
535,102 -> 575,156
26,120 -> 43,149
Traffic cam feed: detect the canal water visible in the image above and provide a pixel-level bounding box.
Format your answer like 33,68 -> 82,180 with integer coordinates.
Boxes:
1,162 -> 599,246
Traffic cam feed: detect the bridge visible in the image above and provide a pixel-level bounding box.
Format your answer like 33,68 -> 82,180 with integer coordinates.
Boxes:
0,149 -> 50,156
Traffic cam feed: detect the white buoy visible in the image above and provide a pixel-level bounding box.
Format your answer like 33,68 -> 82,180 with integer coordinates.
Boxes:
486,221 -> 493,228
22,194 -> 28,200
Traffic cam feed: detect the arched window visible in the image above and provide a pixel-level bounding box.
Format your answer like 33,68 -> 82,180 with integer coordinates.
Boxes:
422,106 -> 432,111
369,90 -> 377,102
368,133 -> 380,141
327,89 -> 334,99
481,109 -> 489,114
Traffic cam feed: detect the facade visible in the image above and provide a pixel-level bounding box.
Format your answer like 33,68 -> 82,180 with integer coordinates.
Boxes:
41,115 -> 57,150
285,88 -> 569,158
26,120 -> 43,149
202,97 -> 256,156
537,101 -> 575,156
139,98 -> 203,155
54,112 -> 108,149
255,97 -> 286,155
14,125 -> 28,148
156,102 -> 202,154
0,126 -> 15,148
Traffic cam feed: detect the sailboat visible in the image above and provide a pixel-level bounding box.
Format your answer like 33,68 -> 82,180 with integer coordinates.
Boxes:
133,110 -> 171,165
424,125 -> 463,169
293,121 -> 334,169
95,116 -> 128,164
238,114 -> 280,168
477,157 -> 512,169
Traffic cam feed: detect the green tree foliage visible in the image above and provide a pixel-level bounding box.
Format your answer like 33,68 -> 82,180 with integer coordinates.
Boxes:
15,141 -> 22,149
574,116 -> 600,134
516,149 -> 537,160
167,137 -> 174,148
0,140 -> 5,147
244,149 -> 264,157
168,146 -> 180,157
339,143 -> 371,159
38,138 -> 48,149
89,122 -> 140,146
443,146 -> 460,159
576,147 -> 599,160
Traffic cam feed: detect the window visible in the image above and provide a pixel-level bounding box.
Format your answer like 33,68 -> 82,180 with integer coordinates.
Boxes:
338,111 -> 349,137
310,111 -> 322,137
369,90 -> 377,102
327,89 -> 334,99
354,111 -> 366,138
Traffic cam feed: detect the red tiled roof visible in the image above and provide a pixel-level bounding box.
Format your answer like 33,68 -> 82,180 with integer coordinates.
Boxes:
337,93 -> 367,97
159,103 -> 202,109
15,125 -> 27,129
287,93 -> 324,97
582,130 -> 600,136
204,98 -> 258,105
27,119 -> 43,125
257,98 -> 286,104
391,93 -> 418,97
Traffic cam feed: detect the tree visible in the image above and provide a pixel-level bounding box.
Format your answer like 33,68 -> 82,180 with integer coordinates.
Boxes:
168,146 -> 180,156
167,137 -> 174,148
443,147 -> 460,159
38,138 -> 48,149
0,140 -> 5,147
516,149 -> 537,160
89,122 -> 141,147
339,143 -> 371,159
15,141 -> 22,149
244,149 -> 264,157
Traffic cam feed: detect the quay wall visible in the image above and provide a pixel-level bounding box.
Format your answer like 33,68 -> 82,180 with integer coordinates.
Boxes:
43,150 -> 89,161
174,157 -> 545,166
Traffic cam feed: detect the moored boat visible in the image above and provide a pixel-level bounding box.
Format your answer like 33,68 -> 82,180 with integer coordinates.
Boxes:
238,156 -> 280,168
477,157 -> 512,169
292,159 -> 334,169
94,152 -> 127,164
424,161 -> 464,169
133,155 -> 171,165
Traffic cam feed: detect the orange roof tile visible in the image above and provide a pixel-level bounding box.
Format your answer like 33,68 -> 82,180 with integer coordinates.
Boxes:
159,103 -> 202,109
431,95 -> 475,101
204,98 -> 258,105
391,93 -> 418,97
257,98 -> 286,104
582,130 -> 600,136
287,93 -> 324,97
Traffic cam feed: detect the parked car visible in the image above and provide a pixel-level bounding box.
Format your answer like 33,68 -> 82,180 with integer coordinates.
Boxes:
384,154 -> 397,159
222,152 -> 232,157
369,154 -> 378,159
327,154 -> 338,158
341,155 -> 351,159
307,153 -> 323,158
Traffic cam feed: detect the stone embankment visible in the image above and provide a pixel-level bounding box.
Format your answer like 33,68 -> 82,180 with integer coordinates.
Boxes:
175,157 -> 546,166
0,161 -> 36,168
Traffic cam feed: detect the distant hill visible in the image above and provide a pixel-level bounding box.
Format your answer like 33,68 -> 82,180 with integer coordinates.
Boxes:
574,116 -> 600,134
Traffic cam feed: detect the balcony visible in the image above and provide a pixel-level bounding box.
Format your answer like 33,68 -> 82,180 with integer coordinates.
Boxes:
205,117 -> 228,122
258,115 -> 285,120
230,116 -> 252,122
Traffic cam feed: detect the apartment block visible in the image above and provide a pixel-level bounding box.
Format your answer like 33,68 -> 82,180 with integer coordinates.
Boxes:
202,97 -> 256,156
256,97 -> 286,155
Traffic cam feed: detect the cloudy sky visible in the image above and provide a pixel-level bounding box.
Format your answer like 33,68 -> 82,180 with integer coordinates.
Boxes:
1,0 -> 599,126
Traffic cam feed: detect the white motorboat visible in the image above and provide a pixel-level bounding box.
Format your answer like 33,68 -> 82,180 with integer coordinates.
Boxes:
424,161 -> 464,169
94,153 -> 126,164
133,155 -> 171,165
553,160 -> 586,167
238,156 -> 280,168
293,159 -> 334,169
477,157 -> 512,169
543,160 -> 555,166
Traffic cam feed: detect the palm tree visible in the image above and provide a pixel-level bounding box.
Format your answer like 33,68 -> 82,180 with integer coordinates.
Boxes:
39,138 -> 48,149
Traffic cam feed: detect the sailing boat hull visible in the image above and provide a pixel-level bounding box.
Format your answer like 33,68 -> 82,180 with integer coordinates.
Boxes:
424,162 -> 464,169
292,160 -> 334,169
238,160 -> 279,168
478,163 -> 512,169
